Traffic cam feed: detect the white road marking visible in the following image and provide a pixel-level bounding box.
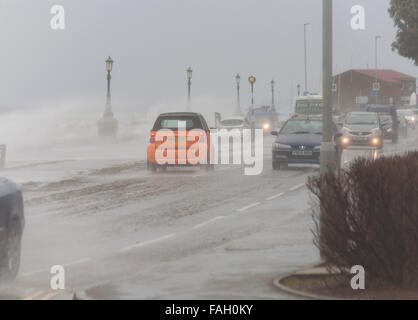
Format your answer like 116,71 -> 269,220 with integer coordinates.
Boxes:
236,202 -> 261,212
192,216 -> 225,230
20,269 -> 48,278
64,257 -> 91,267
20,257 -> 91,278
121,234 -> 176,252
289,183 -> 305,192
266,192 -> 286,201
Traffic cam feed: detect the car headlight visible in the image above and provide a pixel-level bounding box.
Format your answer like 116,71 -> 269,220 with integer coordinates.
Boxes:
341,137 -> 350,145
371,137 -> 380,145
263,123 -> 270,130
386,128 -> 393,133
275,143 -> 291,149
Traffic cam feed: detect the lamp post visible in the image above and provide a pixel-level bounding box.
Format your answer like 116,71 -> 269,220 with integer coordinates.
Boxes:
186,67 -> 193,112
105,57 -> 113,115
297,83 -> 301,97
98,56 -> 118,137
248,76 -> 256,109
304,23 -> 311,94
234,74 -> 243,116
374,35 -> 381,104
271,80 -> 276,112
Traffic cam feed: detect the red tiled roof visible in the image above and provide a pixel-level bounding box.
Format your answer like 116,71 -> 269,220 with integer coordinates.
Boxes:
353,69 -> 416,84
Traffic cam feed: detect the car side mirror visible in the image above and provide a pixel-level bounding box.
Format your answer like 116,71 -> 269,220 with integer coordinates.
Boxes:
270,131 -> 279,136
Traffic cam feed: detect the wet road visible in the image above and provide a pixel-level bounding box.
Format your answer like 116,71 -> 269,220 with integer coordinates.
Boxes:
0,133 -> 417,299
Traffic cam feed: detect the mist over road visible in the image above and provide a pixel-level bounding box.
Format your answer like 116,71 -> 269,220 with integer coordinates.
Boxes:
0,132 -> 416,300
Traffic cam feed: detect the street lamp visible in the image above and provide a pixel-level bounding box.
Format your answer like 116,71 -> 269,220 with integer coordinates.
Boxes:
304,23 -> 311,94
271,80 -> 276,112
186,67 -> 193,112
248,76 -> 256,109
105,56 -> 114,113
374,35 -> 381,104
98,56 -> 118,137
234,74 -> 243,116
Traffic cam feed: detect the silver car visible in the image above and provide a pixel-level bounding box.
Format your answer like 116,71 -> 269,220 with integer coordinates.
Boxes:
341,112 -> 383,149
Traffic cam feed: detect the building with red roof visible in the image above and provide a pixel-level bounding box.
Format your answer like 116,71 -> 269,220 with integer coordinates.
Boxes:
332,69 -> 416,111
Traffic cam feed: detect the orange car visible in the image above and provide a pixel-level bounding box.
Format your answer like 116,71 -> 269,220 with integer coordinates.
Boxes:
147,112 -> 214,172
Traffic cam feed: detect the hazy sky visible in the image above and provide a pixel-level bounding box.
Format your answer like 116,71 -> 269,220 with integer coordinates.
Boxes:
0,0 -> 417,113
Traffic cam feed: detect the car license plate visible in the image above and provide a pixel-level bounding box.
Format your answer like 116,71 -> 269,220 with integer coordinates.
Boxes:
292,150 -> 313,156
353,136 -> 368,141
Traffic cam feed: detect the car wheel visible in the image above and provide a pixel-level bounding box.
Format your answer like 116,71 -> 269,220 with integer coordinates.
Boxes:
0,221 -> 21,280
147,161 -> 157,172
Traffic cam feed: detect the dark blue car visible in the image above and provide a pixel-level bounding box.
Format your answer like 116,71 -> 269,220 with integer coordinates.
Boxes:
271,117 -> 323,170
0,177 -> 24,279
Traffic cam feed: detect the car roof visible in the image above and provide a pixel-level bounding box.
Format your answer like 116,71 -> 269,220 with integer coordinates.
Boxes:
158,112 -> 203,117
221,116 -> 245,121
347,112 -> 377,115
290,115 -> 322,120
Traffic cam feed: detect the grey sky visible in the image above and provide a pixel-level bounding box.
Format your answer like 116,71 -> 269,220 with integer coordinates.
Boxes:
0,0 -> 417,113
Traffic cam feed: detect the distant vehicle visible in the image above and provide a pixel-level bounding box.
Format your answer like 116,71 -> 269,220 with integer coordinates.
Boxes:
147,112 -> 214,172
293,95 -> 342,123
396,110 -> 409,137
397,109 -> 416,130
219,116 -> 248,131
366,105 -> 399,143
246,106 -> 278,132
294,95 -> 323,117
271,116 -> 329,170
341,112 -> 383,149
0,178 -> 24,279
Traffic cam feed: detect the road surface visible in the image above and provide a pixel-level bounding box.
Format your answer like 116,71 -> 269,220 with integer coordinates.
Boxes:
0,133 -> 417,300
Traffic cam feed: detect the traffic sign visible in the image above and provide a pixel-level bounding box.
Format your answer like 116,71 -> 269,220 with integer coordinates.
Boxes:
248,76 -> 256,84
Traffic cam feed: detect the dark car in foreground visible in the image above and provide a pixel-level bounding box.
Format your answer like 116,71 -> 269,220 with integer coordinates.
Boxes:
0,178 -> 24,279
271,117 -> 324,170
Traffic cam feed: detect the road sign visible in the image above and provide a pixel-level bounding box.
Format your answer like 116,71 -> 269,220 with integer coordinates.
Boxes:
356,96 -> 368,104
248,76 -> 256,84
332,83 -> 337,92
372,81 -> 380,92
